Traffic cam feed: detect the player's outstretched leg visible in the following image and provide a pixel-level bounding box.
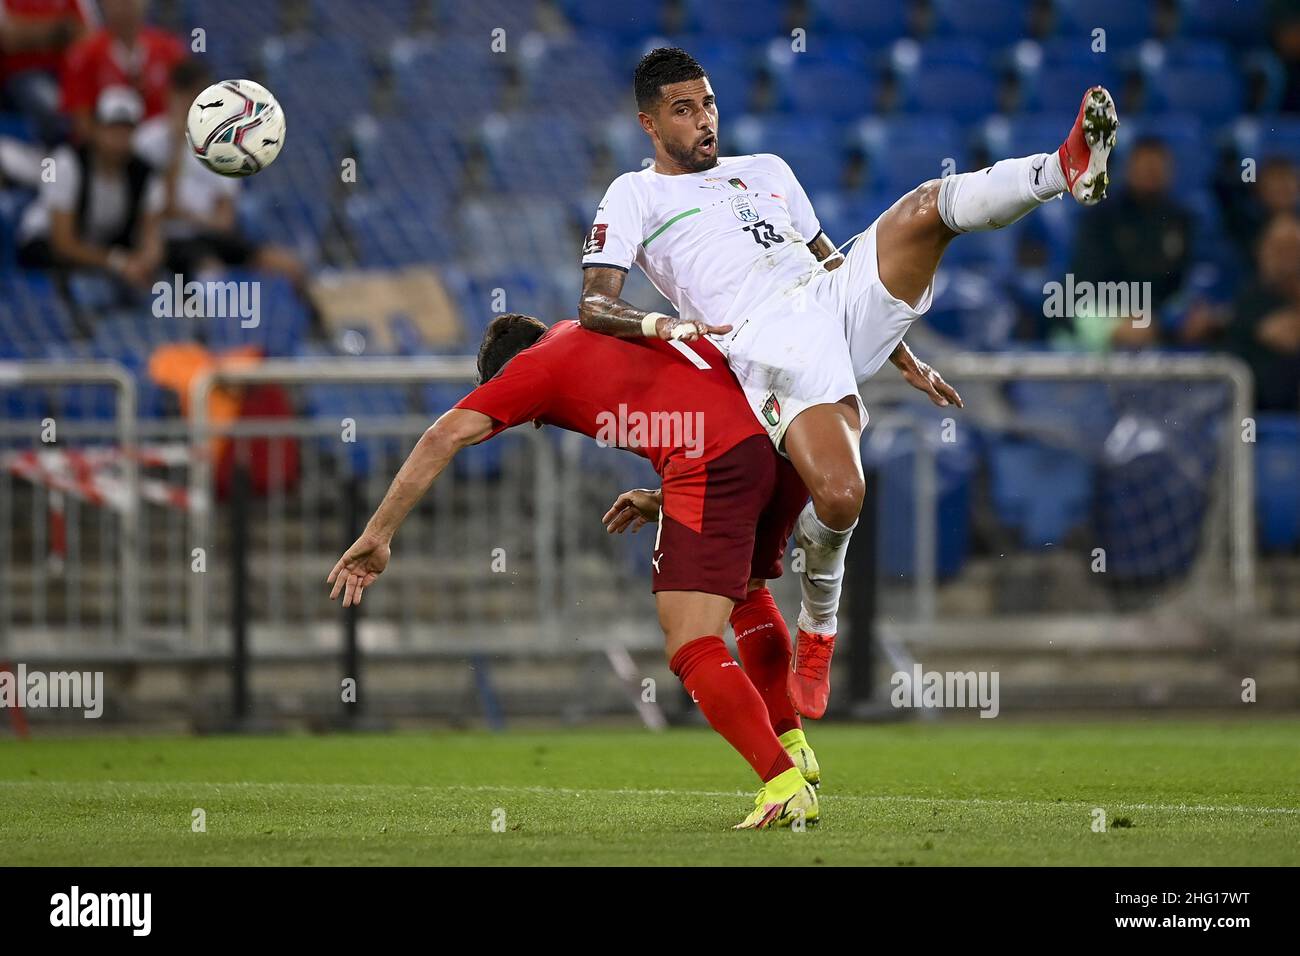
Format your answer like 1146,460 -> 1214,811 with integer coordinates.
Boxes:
780,398 -> 864,720
874,86 -> 1119,310
660,591 -> 818,829
731,582 -> 820,787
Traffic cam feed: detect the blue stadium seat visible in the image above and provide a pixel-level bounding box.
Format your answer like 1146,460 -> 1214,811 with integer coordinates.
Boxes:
685,0 -> 787,43
457,195 -> 577,273
1053,0 -> 1155,48
1232,117 -> 1300,169
729,115 -> 845,194
438,0 -> 542,37
1181,0 -> 1269,47
562,0 -> 667,39
1147,63 -> 1244,114
809,0 -> 909,43
903,63 -> 999,117
850,114 -> 966,195
862,420 -> 976,579
389,38 -> 504,121
934,0 -> 1031,46
989,437 -> 1093,546
778,60 -> 877,121
345,190 -> 457,267
522,40 -> 624,120
350,115 -> 468,200
1255,415 -> 1300,552
479,113 -> 593,196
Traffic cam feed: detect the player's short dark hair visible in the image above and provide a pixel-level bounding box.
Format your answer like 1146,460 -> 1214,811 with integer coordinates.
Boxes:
476,313 -> 548,384
634,47 -> 707,111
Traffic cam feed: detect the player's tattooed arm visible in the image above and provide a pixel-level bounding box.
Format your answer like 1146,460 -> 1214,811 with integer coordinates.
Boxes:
579,266 -> 731,341
807,232 -> 844,272
890,341 -> 964,408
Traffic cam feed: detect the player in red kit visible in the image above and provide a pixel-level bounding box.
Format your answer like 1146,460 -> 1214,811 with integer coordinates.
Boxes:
328,313 -> 961,828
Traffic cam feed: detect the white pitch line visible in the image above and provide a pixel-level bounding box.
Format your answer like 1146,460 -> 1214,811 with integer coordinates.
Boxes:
1,779 -> 1297,817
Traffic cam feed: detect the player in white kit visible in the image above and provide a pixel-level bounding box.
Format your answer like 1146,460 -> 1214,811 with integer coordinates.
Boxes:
578,48 -> 1117,719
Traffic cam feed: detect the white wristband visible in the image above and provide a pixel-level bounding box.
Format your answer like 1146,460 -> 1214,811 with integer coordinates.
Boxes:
641,312 -> 667,337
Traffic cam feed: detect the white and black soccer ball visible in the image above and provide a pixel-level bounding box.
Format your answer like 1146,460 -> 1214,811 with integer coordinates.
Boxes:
186,79 -> 285,177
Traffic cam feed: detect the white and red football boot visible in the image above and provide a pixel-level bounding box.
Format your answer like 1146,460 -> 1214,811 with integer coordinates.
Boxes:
1058,86 -> 1119,206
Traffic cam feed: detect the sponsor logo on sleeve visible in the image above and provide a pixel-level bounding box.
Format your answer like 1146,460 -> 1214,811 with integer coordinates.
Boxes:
583,223 -> 608,256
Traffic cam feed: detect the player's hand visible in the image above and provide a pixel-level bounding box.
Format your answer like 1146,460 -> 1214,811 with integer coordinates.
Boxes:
897,354 -> 964,408
327,531 -> 391,608
656,316 -> 732,341
602,488 -> 662,534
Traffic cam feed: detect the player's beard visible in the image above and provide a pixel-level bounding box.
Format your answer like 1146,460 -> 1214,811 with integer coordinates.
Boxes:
664,133 -> 719,173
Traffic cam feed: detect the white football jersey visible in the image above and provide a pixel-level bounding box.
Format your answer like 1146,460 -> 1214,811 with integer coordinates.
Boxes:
581,154 -> 824,328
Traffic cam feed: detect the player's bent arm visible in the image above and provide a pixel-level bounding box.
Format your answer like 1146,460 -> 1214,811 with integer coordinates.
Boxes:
579,266 -> 731,341
807,232 -> 844,272
578,265 -> 647,338
363,408 -> 495,541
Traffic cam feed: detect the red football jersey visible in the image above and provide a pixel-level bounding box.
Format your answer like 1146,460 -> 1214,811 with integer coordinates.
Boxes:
60,25 -> 186,119
455,320 -> 765,473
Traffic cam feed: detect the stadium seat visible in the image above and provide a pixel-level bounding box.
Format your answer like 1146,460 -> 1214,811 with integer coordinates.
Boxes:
778,60 -> 877,122
562,0 -> 667,40
1147,63 -> 1244,115
809,0 -> 910,42
902,62 -> 1000,117
1053,0 -> 1155,49
389,38 -> 505,121
933,0 -> 1032,46
850,114 -> 966,195
345,190 -> 457,267
729,115 -> 845,194
1181,0 -> 1269,48
1255,415 -> 1300,552
989,437 -> 1093,546
685,0 -> 787,43
862,420 -> 976,579
479,113 -> 593,196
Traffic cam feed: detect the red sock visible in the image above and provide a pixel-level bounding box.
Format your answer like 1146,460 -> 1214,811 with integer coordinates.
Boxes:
670,636 -> 794,783
730,587 -> 802,737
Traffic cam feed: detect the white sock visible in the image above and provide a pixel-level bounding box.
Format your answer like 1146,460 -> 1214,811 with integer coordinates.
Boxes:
793,501 -> 854,635
937,153 -> 1066,233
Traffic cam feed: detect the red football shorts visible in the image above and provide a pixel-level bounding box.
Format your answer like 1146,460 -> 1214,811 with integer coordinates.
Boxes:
651,434 -> 809,602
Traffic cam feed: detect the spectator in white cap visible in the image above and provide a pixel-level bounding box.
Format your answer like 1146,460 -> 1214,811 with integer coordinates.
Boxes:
17,83 -> 163,291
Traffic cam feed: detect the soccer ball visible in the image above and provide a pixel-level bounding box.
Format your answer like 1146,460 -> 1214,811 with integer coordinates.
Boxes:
186,79 -> 286,177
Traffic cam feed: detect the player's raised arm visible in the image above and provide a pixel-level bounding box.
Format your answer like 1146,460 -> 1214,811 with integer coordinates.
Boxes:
328,408 -> 493,607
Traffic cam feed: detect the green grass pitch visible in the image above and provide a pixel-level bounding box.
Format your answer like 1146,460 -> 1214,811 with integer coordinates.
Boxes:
2,719 -> 1297,866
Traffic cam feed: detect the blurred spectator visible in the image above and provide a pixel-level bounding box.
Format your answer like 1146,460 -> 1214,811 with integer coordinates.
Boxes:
1220,156 -> 1300,258
1273,0 -> 1300,113
1071,136 -> 1192,347
1228,213 -> 1300,410
0,0 -> 90,143
16,84 -> 162,288
60,0 -> 184,141
134,60 -> 306,285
